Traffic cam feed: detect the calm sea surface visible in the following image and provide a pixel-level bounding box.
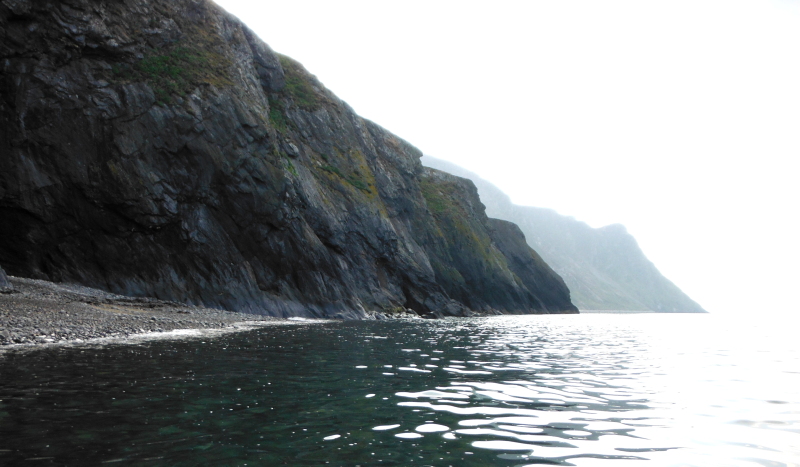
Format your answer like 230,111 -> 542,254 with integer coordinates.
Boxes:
0,314 -> 797,466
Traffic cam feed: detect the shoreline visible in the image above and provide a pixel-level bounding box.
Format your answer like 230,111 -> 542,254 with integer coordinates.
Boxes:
0,319 -> 326,354
0,276 -> 303,351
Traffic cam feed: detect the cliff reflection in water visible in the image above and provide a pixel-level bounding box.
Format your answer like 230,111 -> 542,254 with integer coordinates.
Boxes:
0,314 -> 797,466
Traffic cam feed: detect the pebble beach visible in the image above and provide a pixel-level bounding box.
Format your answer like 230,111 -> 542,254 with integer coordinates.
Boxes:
0,276 -> 281,348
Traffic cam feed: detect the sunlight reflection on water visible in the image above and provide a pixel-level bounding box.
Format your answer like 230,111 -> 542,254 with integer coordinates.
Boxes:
0,314 -> 797,466
383,315 -> 800,466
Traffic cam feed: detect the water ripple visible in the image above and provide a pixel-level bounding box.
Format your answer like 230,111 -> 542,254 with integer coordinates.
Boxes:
384,315 -> 800,465
1,314 -> 797,466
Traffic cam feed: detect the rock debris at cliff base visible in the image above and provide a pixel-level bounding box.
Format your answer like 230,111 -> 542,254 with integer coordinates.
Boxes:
0,276 -> 283,347
0,276 -> 428,348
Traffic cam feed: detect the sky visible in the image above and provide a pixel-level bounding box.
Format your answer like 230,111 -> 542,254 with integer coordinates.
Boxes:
214,0 -> 800,317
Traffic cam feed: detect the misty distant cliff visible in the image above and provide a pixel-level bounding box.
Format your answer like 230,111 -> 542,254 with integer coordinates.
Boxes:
422,156 -> 706,313
0,0 -> 577,318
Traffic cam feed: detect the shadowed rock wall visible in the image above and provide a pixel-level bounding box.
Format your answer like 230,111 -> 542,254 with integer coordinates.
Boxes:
0,0 -> 577,317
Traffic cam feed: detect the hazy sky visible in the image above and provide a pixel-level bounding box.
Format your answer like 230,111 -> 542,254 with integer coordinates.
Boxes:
214,0 -> 800,316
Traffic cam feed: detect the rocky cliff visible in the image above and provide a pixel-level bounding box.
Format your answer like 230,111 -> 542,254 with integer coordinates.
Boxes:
0,265 -> 12,293
422,156 -> 706,313
419,168 -> 574,314
0,0 -> 577,318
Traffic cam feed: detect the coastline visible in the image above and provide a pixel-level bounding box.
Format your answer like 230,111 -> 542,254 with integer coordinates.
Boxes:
579,309 -> 657,314
0,276 -> 296,351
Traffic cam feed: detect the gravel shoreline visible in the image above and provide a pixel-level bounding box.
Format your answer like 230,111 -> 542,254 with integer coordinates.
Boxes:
0,276 -> 284,348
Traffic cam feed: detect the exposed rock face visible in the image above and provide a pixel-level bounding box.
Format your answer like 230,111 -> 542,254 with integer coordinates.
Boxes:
422,156 -> 706,313
418,169 -> 576,314
0,266 -> 13,293
0,0 -> 577,317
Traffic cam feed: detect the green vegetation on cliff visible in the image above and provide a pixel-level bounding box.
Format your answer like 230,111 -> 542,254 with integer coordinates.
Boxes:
110,11 -> 234,105
277,54 -> 322,110
268,97 -> 289,132
113,45 -> 231,104
319,153 -> 374,194
421,175 -> 494,264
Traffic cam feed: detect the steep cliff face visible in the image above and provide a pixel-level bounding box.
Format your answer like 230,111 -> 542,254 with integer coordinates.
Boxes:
422,156 -> 706,313
418,169 -> 576,314
0,0 -> 576,317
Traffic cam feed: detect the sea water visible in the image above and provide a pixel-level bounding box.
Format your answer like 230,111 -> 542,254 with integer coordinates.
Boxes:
0,314 -> 797,466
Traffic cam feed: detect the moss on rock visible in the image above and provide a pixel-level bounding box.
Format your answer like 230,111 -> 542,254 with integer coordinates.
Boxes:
277,54 -> 323,110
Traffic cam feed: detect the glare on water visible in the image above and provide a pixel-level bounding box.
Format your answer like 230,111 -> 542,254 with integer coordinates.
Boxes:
0,314 -> 797,466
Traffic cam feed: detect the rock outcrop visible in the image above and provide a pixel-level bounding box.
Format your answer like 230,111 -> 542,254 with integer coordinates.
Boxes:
422,156 -> 706,313
0,0 -> 577,318
0,266 -> 13,293
418,169 -> 575,314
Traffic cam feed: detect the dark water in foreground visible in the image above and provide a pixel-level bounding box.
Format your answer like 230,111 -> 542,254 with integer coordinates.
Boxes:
0,315 -> 798,466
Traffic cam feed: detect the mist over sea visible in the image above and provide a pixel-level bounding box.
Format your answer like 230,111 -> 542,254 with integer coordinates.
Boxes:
1,314 -> 797,466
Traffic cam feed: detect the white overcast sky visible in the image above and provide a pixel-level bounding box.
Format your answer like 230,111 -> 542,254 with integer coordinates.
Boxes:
214,0 -> 800,317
